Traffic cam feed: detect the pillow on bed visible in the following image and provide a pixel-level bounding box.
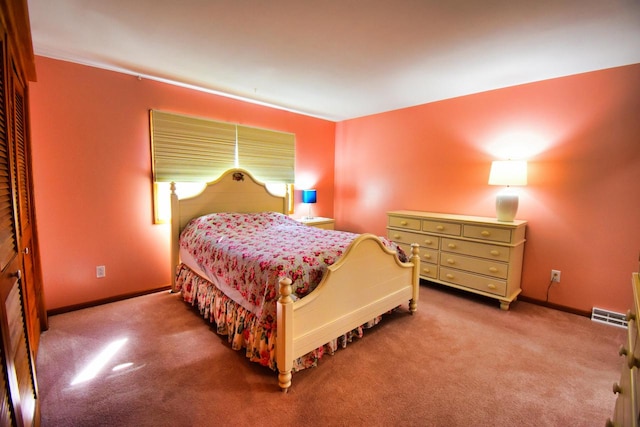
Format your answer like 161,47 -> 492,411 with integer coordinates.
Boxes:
193,211 -> 301,229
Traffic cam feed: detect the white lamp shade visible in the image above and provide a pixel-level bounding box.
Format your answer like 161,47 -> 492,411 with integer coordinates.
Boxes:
488,161 -> 528,186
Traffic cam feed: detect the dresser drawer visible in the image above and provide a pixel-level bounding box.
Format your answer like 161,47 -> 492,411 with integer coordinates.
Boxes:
388,215 -> 421,231
422,220 -> 461,236
439,267 -> 507,296
628,316 -> 639,363
463,224 -> 512,243
611,365 -> 634,427
441,238 -> 510,262
420,263 -> 438,279
388,230 -> 439,249
396,243 -> 438,264
440,253 -> 508,279
420,248 -> 438,264
395,241 -> 437,278
312,222 -> 334,230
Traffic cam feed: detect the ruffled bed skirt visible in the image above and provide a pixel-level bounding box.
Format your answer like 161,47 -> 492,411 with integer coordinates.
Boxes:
175,264 -> 382,372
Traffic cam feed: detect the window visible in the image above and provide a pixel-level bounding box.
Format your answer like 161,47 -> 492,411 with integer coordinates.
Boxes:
150,110 -> 295,222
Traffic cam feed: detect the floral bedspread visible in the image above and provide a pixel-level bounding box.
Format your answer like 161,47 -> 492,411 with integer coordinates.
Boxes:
180,211 -> 360,312
176,211 -> 404,371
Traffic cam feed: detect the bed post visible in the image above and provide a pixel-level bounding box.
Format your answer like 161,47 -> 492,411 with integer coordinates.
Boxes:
285,184 -> 292,216
409,243 -> 420,313
277,277 -> 294,392
170,182 -> 180,293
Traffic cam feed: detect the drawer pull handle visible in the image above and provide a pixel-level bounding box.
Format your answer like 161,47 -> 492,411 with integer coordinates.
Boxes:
393,234 -> 401,239
490,250 -> 500,256
445,273 -> 454,280
424,239 -> 432,245
400,221 -> 408,226
423,268 -> 431,274
481,230 -> 490,237
612,382 -> 622,394
489,267 -> 498,273
436,225 -> 444,231
423,254 -> 431,260
448,243 -> 456,249
626,309 -> 636,321
487,284 -> 497,290
446,258 -> 454,264
628,355 -> 640,369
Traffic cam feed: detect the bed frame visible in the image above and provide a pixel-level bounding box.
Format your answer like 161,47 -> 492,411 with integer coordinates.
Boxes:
170,168 -> 420,392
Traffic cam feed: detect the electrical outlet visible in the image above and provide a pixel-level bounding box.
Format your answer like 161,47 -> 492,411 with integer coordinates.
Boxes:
551,269 -> 561,283
96,265 -> 106,278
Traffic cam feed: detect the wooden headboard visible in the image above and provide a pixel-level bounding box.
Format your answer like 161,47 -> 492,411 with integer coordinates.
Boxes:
170,168 -> 290,290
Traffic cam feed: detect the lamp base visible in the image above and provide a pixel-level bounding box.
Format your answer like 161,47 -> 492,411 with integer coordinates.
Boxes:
495,193 -> 519,222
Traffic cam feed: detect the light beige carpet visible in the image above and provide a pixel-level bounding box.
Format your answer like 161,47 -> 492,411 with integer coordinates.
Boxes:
36,283 -> 625,426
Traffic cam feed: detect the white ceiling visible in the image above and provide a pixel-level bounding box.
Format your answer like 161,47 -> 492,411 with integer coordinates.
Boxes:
27,0 -> 640,121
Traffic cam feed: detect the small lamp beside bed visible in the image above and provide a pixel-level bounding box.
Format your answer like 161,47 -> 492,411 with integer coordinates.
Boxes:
302,189 -> 317,220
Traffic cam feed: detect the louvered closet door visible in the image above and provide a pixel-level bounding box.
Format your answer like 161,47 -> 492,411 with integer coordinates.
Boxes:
0,345 -> 12,426
0,31 -> 37,427
11,66 -> 41,356
0,32 -> 17,427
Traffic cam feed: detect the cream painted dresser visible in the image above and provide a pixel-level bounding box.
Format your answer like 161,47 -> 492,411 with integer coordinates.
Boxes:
387,211 -> 527,310
607,272 -> 640,427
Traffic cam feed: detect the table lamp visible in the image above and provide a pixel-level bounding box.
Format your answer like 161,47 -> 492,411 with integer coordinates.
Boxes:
302,189 -> 317,220
488,160 -> 527,222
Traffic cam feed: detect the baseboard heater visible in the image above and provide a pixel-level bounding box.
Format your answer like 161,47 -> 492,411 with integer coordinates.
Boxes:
591,307 -> 628,329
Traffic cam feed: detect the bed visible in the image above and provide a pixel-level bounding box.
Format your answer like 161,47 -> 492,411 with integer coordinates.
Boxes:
171,168 -> 420,392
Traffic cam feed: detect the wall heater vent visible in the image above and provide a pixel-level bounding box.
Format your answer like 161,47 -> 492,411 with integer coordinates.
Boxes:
591,307 -> 628,329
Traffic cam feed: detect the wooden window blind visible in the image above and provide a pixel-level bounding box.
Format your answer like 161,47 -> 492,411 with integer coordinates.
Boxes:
149,110 -> 295,222
150,110 -> 295,184
150,110 -> 236,182
237,125 -> 295,183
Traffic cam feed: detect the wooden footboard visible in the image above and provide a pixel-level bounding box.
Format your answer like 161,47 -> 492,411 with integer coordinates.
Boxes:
276,234 -> 420,392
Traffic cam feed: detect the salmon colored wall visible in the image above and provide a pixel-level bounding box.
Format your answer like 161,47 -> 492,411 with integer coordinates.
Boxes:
335,64 -> 640,314
29,56 -> 336,310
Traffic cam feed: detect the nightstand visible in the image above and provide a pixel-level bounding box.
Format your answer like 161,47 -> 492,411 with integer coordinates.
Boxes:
297,217 -> 335,230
